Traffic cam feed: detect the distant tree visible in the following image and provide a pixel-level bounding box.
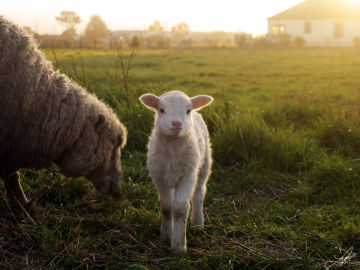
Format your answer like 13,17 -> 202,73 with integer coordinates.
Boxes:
61,28 -> 76,40
84,15 -> 109,47
252,35 -> 269,48
210,31 -> 229,47
148,20 -> 165,32
23,26 -> 35,36
147,20 -> 167,48
129,35 -> 141,49
56,11 -> 81,31
55,11 -> 81,41
171,22 -> 190,46
235,33 -> 252,48
171,22 -> 189,34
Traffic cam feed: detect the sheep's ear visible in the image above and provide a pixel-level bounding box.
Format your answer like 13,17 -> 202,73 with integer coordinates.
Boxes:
191,95 -> 214,110
117,131 -> 127,149
95,114 -> 107,132
139,93 -> 159,110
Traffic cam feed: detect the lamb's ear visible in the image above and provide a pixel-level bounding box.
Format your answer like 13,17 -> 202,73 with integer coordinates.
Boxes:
139,93 -> 159,111
191,95 -> 214,110
95,114 -> 107,132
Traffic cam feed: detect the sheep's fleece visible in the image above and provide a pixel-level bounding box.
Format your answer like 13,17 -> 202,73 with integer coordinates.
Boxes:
0,16 -> 127,206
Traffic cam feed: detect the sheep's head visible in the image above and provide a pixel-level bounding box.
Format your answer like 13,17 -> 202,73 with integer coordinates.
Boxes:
86,114 -> 127,194
140,90 -> 213,137
56,113 -> 127,195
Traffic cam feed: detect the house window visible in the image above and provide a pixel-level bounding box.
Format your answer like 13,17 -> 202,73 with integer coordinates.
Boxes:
272,25 -> 286,37
304,21 -> 311,34
334,22 -> 344,38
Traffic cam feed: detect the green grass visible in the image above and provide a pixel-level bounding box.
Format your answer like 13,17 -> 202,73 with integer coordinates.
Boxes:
2,47 -> 360,269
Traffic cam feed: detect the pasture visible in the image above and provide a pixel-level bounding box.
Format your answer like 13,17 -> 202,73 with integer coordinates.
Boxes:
2,47 -> 360,269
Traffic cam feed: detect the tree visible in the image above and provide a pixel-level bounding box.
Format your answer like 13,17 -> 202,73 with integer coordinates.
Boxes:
148,20 -> 165,32
55,11 -> 81,41
235,33 -> 252,48
171,22 -> 190,48
210,31 -> 228,47
84,15 -> 109,47
171,22 -> 189,34
55,11 -> 81,31
23,26 -> 35,36
130,35 -> 141,49
61,28 -> 76,40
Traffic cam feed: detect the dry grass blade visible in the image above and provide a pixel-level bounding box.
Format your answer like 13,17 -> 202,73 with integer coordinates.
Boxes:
324,247 -> 360,269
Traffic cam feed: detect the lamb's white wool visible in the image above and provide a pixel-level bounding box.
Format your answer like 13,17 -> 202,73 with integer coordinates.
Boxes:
140,90 -> 213,253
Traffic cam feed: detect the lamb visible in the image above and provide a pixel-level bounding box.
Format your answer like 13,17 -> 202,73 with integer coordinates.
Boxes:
139,90 -> 213,252
0,16 -> 127,208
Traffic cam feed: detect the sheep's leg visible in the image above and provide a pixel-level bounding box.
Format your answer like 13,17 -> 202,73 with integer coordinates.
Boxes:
172,174 -> 196,253
191,159 -> 211,229
3,171 -> 29,208
158,186 -> 174,241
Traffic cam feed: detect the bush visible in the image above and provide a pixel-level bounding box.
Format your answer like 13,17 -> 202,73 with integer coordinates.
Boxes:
130,35 -> 141,49
353,36 -> 360,48
293,36 -> 306,48
278,34 -> 291,48
234,33 -> 252,48
252,35 -> 270,48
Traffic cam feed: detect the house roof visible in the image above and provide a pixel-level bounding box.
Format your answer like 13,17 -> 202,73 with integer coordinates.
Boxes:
268,0 -> 360,20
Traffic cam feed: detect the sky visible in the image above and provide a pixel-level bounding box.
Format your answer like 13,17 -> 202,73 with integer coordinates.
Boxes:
1,0 -> 358,36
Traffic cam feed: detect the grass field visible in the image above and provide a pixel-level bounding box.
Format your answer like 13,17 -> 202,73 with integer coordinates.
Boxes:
2,47 -> 360,269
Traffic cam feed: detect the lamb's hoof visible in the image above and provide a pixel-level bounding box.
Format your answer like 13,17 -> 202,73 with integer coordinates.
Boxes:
171,245 -> 187,253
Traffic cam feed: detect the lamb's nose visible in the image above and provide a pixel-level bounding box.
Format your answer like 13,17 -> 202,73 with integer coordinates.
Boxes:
172,121 -> 182,128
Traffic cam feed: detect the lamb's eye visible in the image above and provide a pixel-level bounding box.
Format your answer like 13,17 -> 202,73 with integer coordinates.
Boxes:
159,108 -> 165,113
187,109 -> 191,114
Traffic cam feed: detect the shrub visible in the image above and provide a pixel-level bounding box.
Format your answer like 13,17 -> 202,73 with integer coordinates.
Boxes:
278,34 -> 291,48
293,36 -> 306,48
234,33 -> 252,48
130,35 -> 141,49
353,36 -> 360,48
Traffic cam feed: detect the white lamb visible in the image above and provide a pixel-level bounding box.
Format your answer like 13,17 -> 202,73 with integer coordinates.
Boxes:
139,90 -> 213,253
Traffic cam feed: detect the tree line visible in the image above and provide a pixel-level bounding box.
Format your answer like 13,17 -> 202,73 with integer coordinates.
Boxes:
24,11 -> 277,49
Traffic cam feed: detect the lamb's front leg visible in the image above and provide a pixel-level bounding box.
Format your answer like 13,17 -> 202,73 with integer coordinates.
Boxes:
172,174 -> 196,253
158,186 -> 174,241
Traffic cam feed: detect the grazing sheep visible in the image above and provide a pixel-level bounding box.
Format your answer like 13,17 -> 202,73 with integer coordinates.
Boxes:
0,16 -> 127,208
140,90 -> 213,252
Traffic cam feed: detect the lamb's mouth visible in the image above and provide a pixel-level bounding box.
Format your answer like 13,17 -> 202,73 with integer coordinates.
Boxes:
170,128 -> 182,133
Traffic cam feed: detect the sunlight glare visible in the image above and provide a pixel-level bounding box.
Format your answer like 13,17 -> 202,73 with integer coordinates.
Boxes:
346,0 -> 360,6
2,0 -> 305,35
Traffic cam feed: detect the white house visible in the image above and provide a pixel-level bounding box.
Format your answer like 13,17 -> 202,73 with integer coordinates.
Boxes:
267,0 -> 360,46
